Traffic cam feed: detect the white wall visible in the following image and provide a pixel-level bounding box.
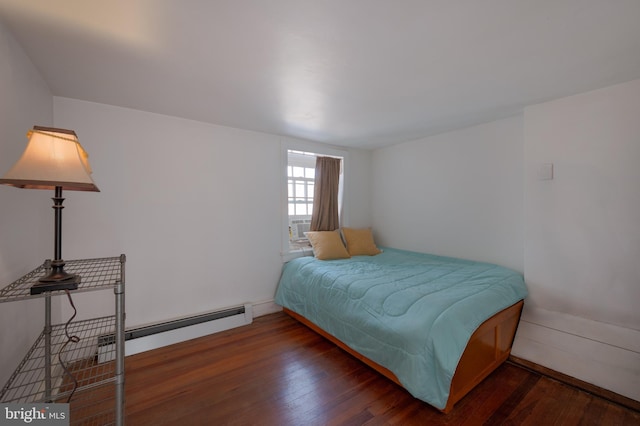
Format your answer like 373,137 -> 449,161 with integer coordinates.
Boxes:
372,115 -> 524,272
515,79 -> 640,401
0,20 -> 54,385
344,148 -> 373,228
52,97 -> 373,328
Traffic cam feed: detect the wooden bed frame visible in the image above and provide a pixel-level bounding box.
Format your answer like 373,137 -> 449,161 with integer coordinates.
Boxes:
283,299 -> 524,413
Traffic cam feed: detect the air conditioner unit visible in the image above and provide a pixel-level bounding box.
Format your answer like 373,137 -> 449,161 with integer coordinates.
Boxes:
291,220 -> 311,240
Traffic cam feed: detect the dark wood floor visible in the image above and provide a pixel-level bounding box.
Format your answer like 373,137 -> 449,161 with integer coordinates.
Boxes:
123,312 -> 640,425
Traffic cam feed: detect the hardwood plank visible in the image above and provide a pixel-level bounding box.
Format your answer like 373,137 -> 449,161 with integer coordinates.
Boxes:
122,312 -> 640,425
509,355 -> 640,413
482,371 -> 541,424
454,363 -> 537,425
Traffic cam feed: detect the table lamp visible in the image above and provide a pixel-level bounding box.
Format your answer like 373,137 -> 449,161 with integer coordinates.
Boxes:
0,126 -> 99,294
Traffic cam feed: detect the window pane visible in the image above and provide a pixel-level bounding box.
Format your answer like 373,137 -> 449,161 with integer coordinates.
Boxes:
296,200 -> 306,215
293,166 -> 305,178
295,183 -> 305,197
306,168 -> 315,179
288,181 -> 293,197
307,203 -> 314,215
288,203 -> 295,215
308,182 -> 314,197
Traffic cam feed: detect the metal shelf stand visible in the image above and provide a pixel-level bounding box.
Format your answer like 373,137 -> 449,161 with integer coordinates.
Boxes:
0,255 -> 125,426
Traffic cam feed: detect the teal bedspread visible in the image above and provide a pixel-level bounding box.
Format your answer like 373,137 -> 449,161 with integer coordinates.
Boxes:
274,247 -> 527,410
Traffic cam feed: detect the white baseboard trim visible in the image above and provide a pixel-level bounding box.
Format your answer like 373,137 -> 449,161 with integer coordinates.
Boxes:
512,305 -> 640,402
251,299 -> 282,317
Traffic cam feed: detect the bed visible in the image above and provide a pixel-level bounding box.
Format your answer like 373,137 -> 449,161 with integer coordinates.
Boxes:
274,246 -> 527,413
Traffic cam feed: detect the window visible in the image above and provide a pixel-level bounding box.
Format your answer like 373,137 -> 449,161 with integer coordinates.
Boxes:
287,150 -> 316,243
282,145 -> 346,256
288,152 -> 315,218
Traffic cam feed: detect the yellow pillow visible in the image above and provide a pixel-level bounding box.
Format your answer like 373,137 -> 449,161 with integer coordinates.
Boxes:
342,227 -> 382,256
305,230 -> 351,260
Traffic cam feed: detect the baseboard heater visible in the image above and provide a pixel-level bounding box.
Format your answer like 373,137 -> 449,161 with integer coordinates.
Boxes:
97,304 -> 253,361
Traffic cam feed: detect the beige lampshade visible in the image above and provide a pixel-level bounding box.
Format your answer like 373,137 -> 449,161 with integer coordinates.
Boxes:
0,126 -> 99,192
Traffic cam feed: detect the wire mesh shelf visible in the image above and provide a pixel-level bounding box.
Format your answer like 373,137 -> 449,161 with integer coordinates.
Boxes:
0,316 -> 116,404
0,255 -> 125,302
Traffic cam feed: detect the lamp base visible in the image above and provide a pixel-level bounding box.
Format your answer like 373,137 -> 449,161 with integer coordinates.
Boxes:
31,273 -> 80,295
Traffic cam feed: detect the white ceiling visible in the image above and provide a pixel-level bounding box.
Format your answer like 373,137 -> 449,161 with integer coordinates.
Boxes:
1,1 -> 639,149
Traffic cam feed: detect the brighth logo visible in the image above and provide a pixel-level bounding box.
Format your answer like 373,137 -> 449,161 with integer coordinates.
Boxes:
4,407 -> 46,423
0,404 -> 68,425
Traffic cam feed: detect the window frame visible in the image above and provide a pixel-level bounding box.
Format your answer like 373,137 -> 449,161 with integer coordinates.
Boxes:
281,140 -> 348,261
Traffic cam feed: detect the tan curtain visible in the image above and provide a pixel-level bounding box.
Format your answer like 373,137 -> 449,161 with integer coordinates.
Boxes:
310,156 -> 341,231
